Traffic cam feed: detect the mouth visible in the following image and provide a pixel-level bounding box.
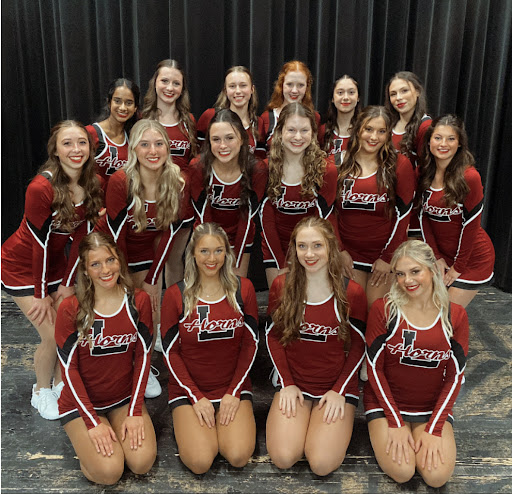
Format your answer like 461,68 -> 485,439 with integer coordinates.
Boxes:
367,141 -> 379,147
396,102 -> 406,109
405,284 -> 419,292
205,263 -> 218,270
69,156 -> 83,163
100,273 -> 115,282
117,112 -> 129,118
305,259 -> 317,266
163,91 -> 175,98
290,141 -> 304,148
146,157 -> 161,164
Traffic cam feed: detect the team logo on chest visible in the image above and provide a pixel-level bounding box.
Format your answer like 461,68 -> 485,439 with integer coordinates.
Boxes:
84,320 -> 137,356
341,178 -> 387,211
274,186 -> 315,214
184,306 -> 244,341
387,329 -> 451,368
208,184 -> 241,210
127,203 -> 157,230
96,146 -> 127,175
422,190 -> 462,222
299,322 -> 338,342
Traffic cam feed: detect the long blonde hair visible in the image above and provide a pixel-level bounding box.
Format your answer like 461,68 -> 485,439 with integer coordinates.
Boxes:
182,223 -> 239,319
75,232 -> 134,349
124,119 -> 185,233
386,240 -> 453,337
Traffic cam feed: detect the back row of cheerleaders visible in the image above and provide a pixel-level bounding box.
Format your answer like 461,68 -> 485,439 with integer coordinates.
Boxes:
1,59 -> 495,487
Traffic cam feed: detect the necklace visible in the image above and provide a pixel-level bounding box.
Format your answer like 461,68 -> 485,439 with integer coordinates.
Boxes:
200,284 -> 223,299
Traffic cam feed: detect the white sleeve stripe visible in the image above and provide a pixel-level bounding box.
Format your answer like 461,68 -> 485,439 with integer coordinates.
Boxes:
149,223 -> 179,285
231,323 -> 258,395
453,205 -> 482,263
235,214 -> 251,268
265,323 -> 285,388
129,329 -> 150,416
381,203 -> 413,254
259,198 -> 280,268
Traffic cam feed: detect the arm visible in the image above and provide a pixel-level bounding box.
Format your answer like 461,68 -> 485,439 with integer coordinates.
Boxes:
316,158 -> 337,219
196,109 -> 214,146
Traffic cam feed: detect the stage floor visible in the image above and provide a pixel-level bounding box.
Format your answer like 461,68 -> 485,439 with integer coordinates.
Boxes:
2,286 -> 511,493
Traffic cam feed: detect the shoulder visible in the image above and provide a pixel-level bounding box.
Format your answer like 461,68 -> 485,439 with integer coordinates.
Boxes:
134,288 -> 151,307
463,166 -> 483,186
58,295 -> 80,316
271,273 -> 286,296
347,279 -> 367,304
449,302 -> 468,323
85,123 -> 99,138
369,297 -> 386,318
323,156 -> 338,176
109,169 -> 128,184
200,108 -> 215,120
260,111 -> 270,123
189,113 -> 196,123
253,159 -> 269,176
396,154 -> 415,176
27,173 -> 54,198
314,111 -> 321,125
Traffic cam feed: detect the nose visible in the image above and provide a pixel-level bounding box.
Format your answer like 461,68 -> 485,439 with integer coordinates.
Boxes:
371,130 -> 378,139
73,141 -> 80,152
119,101 -> 127,110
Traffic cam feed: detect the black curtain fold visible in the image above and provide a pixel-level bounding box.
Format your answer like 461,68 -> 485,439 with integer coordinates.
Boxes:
2,0 -> 511,290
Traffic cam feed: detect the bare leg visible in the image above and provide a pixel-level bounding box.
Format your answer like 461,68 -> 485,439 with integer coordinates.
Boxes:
233,253 -> 250,279
448,287 -> 478,308
164,228 -> 191,287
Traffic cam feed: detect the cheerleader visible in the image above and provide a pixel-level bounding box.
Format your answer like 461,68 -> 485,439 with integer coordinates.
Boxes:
336,106 -> 415,308
418,115 -> 494,307
142,59 -> 197,286
189,109 -> 267,277
196,66 -> 265,158
319,75 -> 360,164
1,121 -> 103,419
260,102 -> 337,289
365,240 -> 468,487
266,217 -> 367,476
86,78 -> 140,186
161,223 -> 259,474
261,60 -> 321,153
56,232 -> 156,485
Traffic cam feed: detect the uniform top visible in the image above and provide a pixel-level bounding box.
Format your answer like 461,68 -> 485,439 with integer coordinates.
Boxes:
56,290 -> 153,430
336,154 -> 415,265
391,116 -> 432,168
86,123 -> 129,184
420,166 -> 490,274
161,277 -> 259,403
1,172 -> 97,299
188,157 -> 268,267
161,115 -> 196,171
365,298 -> 468,437
102,169 -> 193,285
266,274 -> 367,401
317,125 -> 350,166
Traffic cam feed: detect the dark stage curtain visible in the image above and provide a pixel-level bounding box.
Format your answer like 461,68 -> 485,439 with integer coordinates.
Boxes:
2,0 -> 511,291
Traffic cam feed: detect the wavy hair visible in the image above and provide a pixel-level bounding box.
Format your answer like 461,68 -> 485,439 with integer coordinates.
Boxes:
323,75 -> 361,153
385,71 -> 428,158
214,66 -> 260,140
142,59 -> 197,156
97,78 -> 140,134
182,223 -> 239,319
75,232 -> 134,349
38,120 -> 103,231
271,217 -> 350,347
267,102 -> 326,201
386,240 -> 452,337
337,106 -> 397,216
266,60 -> 314,111
200,109 -> 255,207
125,119 -> 185,232
417,114 -> 473,208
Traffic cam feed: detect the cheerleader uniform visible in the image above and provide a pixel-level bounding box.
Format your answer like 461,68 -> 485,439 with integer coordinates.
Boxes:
364,298 -> 468,436
160,277 -> 259,409
260,157 -> 338,270
318,125 -> 350,167
337,154 -> 415,272
1,172 -> 95,298
56,289 -> 153,427
161,115 -> 196,172
188,157 -> 268,268
420,166 -> 495,289
266,274 -> 367,404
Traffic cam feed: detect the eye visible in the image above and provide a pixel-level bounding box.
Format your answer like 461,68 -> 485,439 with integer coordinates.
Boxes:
79,140 -> 88,145
396,272 -> 404,277
126,100 -> 134,106
389,92 -> 396,97
173,81 -> 181,86
113,98 -> 121,104
314,243 -> 322,248
156,141 -> 165,147
215,248 -> 224,254
379,129 -> 387,134
160,78 -> 169,84
240,83 -> 248,88
412,270 -> 420,274
106,257 -> 116,264
349,90 -> 356,95
200,249 -> 209,254
297,243 -> 305,249
140,142 -> 148,147
401,88 -> 409,94
365,127 -> 372,132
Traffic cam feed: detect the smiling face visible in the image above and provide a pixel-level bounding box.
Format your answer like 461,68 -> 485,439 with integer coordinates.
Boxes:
54,126 -> 90,176
281,114 -> 312,156
209,122 -> 243,165
358,116 -> 388,155
109,85 -> 137,124
388,78 -> 419,118
194,234 -> 226,280
394,256 -> 434,300
429,124 -> 460,166
155,67 -> 183,106
86,246 -> 121,291
134,129 -> 168,172
282,70 -> 308,106
295,226 -> 329,275
333,78 -> 359,114
225,71 -> 254,110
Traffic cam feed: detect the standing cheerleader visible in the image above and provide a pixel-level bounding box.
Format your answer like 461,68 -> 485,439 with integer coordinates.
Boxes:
1,121 -> 103,419
161,223 -> 259,474
260,102 -> 337,288
261,60 -> 321,153
337,106 -> 415,308
86,78 -> 140,186
56,232 -> 156,485
365,240 -> 468,487
189,109 -> 267,277
319,75 -> 360,165
266,217 -> 367,476
142,59 -> 197,286
197,66 -> 265,158
418,115 -> 494,307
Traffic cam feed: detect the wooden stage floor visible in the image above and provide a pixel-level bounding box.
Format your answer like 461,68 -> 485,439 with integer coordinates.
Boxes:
1,286 -> 511,493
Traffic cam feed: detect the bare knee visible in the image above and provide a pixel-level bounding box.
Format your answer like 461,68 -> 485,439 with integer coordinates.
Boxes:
126,451 -> 156,476
420,468 -> 452,488
81,460 -> 124,485
385,464 -> 415,484
306,452 -> 345,477
268,447 -> 302,470
180,450 -> 216,475
222,446 -> 253,468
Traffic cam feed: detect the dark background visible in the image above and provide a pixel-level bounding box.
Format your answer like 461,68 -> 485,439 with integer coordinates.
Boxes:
2,0 -> 511,291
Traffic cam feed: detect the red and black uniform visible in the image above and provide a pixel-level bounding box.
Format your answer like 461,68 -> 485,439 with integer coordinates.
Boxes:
86,123 -> 129,185
260,109 -> 321,154
336,154 -> 415,271
188,158 -> 267,268
318,125 -> 350,167
56,290 -> 153,428
260,157 -> 338,270
266,274 -> 367,405
1,172 -> 95,298
420,167 -> 494,288
197,108 -> 266,158
364,298 -> 468,436
101,169 -> 193,284
161,116 -> 196,172
161,277 -> 259,408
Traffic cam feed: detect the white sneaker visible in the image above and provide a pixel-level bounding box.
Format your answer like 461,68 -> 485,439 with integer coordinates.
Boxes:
52,380 -> 65,398
145,367 -> 162,398
32,385 -> 60,420
154,324 -> 163,353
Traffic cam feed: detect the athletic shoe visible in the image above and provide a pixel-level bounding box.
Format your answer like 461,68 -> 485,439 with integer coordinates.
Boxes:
31,384 -> 40,410
144,366 -> 162,398
52,380 -> 65,398
32,385 -> 60,420
154,324 -> 163,353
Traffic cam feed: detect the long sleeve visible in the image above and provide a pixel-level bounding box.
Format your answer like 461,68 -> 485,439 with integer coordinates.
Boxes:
105,170 -> 130,260
316,157 -> 337,219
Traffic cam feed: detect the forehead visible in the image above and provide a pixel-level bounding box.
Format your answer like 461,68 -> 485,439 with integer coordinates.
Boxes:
112,85 -> 134,99
87,245 -> 116,261
225,71 -> 251,84
139,128 -> 165,141
157,67 -> 183,81
196,234 -> 225,249
57,126 -> 88,141
296,226 -> 325,242
363,116 -> 387,129
389,78 -> 412,92
284,114 -> 311,128
335,79 -> 358,92
395,255 -> 423,271
210,121 -> 240,136
432,124 -> 458,137
284,71 -> 307,84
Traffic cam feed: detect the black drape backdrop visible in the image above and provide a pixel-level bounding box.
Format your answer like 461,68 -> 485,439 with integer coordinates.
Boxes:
2,0 -> 511,291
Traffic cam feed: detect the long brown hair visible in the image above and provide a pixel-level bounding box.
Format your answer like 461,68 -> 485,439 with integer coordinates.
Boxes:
267,102 -> 326,201
417,114 -> 473,208
38,120 -> 103,231
142,59 -> 197,156
271,217 -> 350,347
